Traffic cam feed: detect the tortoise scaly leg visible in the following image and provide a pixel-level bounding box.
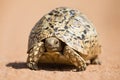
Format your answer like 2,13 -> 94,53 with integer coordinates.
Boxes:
27,42 -> 45,70
63,46 -> 86,71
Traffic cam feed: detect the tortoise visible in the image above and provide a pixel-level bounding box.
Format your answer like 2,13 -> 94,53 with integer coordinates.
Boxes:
27,7 -> 101,71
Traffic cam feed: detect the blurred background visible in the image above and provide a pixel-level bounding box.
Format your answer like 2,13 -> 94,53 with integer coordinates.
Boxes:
1,1 -> 120,80
0,0 -> 120,59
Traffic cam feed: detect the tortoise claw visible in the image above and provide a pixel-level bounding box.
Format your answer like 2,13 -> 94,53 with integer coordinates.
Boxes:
27,62 -> 39,70
76,64 -> 86,71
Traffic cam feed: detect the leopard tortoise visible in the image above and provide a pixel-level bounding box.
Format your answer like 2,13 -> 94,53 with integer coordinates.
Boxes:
27,7 -> 101,71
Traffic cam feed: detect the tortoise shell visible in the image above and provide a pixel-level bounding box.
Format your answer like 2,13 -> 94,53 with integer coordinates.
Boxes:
27,7 -> 100,56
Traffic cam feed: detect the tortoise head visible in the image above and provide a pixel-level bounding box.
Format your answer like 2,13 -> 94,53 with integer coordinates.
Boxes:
45,37 -> 62,52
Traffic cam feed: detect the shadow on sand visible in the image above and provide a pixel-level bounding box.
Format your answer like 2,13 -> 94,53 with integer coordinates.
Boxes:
6,62 -> 76,71
6,62 -> 28,69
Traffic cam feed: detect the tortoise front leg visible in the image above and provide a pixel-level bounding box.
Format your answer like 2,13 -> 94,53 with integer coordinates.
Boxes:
63,46 -> 86,71
27,42 -> 45,70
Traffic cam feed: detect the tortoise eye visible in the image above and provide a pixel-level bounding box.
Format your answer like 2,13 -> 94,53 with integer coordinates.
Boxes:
54,41 -> 58,44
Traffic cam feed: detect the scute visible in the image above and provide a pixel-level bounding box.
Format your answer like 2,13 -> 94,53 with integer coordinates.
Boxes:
27,16 -> 54,53
54,13 -> 98,55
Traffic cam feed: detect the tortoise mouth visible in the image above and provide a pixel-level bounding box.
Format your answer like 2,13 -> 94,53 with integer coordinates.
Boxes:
46,47 -> 61,52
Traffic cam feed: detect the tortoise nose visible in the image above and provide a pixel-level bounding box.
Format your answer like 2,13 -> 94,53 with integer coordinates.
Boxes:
48,43 -> 52,47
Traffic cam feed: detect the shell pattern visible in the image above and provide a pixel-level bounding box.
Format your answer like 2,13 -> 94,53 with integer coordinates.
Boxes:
28,7 -> 101,57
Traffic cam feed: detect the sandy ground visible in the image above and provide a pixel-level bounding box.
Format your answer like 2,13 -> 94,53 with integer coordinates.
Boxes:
0,50 -> 120,80
0,0 -> 120,80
